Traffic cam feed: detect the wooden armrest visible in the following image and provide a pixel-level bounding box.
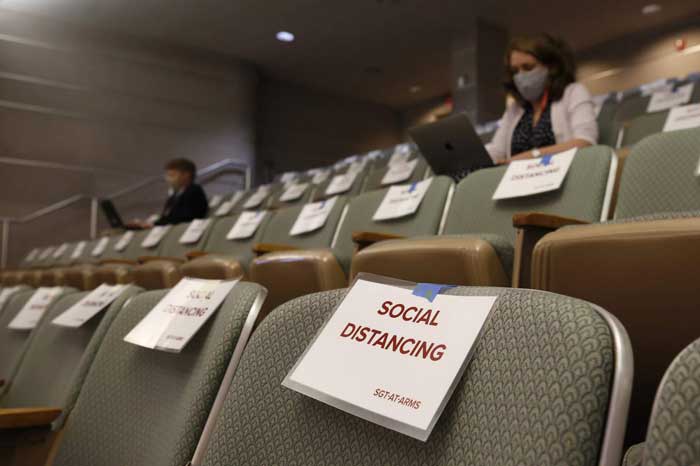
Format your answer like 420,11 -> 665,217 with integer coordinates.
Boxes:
512,212 -> 589,230
186,251 -> 208,260
98,258 -> 138,266
252,243 -> 300,255
352,231 -> 405,250
0,407 -> 62,429
137,256 -> 185,265
511,213 -> 588,289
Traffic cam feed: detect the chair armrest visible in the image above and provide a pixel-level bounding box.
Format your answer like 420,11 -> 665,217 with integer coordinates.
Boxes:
137,256 -> 185,265
186,250 -> 208,260
252,243 -> 299,256
511,213 -> 589,289
512,212 -> 589,229
0,408 -> 62,429
98,258 -> 138,266
352,231 -> 406,251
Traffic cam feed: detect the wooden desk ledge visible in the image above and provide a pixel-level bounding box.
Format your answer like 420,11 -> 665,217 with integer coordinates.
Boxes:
0,408 -> 62,429
512,212 -> 589,230
252,243 -> 300,255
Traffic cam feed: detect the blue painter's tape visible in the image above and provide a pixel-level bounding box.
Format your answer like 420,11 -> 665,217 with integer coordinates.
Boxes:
408,182 -> 418,193
412,283 -> 457,302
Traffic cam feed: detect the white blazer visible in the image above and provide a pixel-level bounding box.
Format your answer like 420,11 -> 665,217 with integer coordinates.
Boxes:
486,82 -> 598,162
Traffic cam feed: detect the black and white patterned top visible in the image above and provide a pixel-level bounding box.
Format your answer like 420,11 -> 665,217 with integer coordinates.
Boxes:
510,103 -> 556,156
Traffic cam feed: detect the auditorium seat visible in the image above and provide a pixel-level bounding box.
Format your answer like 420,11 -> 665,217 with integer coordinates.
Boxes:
245,196 -> 349,317
50,282 -> 266,466
530,128 -> 700,446
179,211 -> 272,280
249,177 -> 453,312
194,286 -> 631,466
0,286 -> 141,464
268,181 -> 314,210
596,93 -> 621,147
0,288 -> 76,398
91,229 -> 163,286
622,338 -> 700,466
361,154 -> 430,192
351,145 -> 615,288
131,219 -> 214,290
311,160 -> 370,201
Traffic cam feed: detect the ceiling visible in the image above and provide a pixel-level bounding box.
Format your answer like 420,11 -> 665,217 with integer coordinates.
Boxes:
2,0 -> 699,109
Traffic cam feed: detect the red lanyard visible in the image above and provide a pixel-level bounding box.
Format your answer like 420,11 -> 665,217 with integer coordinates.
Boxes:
537,88 -> 550,112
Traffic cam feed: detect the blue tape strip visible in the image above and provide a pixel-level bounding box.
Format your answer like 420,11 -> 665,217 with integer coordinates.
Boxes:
408,181 -> 418,193
412,283 -> 456,302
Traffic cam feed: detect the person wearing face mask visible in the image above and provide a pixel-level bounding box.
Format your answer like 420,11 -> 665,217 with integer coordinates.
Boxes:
128,158 -> 209,228
485,34 -> 598,164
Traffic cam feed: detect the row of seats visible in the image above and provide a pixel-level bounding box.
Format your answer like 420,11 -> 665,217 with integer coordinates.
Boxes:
4,127 -> 700,455
0,276 -> 632,465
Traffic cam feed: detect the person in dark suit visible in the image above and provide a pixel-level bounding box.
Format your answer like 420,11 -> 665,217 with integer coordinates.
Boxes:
154,158 -> 209,225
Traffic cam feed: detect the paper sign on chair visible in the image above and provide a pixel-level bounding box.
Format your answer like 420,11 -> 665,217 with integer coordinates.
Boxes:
284,278 -> 497,441
492,148 -> 576,200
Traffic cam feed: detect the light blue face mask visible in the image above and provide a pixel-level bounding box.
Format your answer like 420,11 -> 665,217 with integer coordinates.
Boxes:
513,66 -> 549,102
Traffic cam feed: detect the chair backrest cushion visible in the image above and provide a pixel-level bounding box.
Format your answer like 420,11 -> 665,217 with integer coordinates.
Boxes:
200,286 -> 615,466
53,282 -> 265,466
615,128 -> 700,219
444,145 -> 613,243
258,196 -> 348,249
333,176 -> 453,273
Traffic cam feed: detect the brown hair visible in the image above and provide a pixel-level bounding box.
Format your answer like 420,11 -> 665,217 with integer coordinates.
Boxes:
165,158 -> 197,180
504,34 -> 576,105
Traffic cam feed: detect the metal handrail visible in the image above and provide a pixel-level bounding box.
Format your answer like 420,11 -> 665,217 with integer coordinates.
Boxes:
0,157 -> 251,267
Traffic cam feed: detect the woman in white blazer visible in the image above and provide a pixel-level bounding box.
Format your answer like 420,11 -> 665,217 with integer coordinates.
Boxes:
486,34 -> 598,164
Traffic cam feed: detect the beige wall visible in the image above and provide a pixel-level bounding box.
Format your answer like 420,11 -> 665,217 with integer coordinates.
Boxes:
578,17 -> 700,95
0,9 -> 258,266
256,78 -> 403,179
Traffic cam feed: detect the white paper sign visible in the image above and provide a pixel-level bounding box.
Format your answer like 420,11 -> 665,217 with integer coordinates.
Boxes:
8,287 -> 63,330
325,172 -> 358,196
290,197 -> 338,236
647,83 -> 694,113
243,187 -> 271,209
52,284 -> 129,328
640,79 -> 672,96
382,159 -> 418,186
280,172 -> 298,184
389,146 -> 412,166
310,169 -> 331,185
146,214 -> 160,224
373,178 -> 433,221
0,286 -> 22,312
114,231 -> 135,252
24,248 -> 40,263
215,191 -> 245,217
280,183 -> 309,202
38,247 -> 55,261
123,278 -> 238,352
347,160 -> 367,175
208,194 -> 224,208
71,241 -> 87,260
179,219 -> 211,244
284,279 -> 497,441
492,149 -> 577,200
91,237 -> 110,257
52,243 -> 69,259
663,103 -> 700,132
141,225 -> 171,248
226,211 -> 267,240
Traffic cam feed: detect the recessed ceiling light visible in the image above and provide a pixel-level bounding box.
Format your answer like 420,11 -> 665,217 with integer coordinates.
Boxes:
276,31 -> 295,42
410,85 -> 422,94
641,4 -> 662,15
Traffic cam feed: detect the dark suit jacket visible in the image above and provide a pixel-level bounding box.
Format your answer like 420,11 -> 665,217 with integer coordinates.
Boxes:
155,183 -> 209,225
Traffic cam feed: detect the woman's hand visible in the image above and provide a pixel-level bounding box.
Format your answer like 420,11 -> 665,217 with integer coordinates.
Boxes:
510,151 -> 536,161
